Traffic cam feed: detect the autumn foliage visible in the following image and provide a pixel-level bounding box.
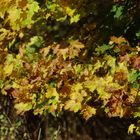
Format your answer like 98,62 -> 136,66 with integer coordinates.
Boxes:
0,0 -> 140,135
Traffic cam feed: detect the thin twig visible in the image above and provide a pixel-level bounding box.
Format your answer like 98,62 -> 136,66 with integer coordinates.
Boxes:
37,128 -> 41,140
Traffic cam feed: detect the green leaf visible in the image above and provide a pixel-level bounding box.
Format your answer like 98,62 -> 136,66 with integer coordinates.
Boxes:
25,36 -> 44,57
114,6 -> 123,18
28,36 -> 44,48
111,5 -> 117,12
6,54 -> 14,63
70,14 -> 80,24
28,1 -> 40,13
136,30 -> 140,39
132,82 -> 139,89
46,1 -> 57,12
25,46 -> 36,54
73,64 -> 82,74
56,15 -> 67,21
22,1 -> 39,26
111,5 -> 123,19
128,70 -> 140,83
95,44 -> 114,54
134,111 -> 140,118
0,80 -> 3,89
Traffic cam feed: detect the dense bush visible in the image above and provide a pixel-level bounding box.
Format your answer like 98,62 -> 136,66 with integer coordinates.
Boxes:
0,0 -> 140,137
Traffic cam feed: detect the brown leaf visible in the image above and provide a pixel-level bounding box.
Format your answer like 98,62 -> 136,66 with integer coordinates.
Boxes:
18,0 -> 27,9
23,62 -> 31,70
110,36 -> 127,44
119,55 -> 130,62
60,85 -> 71,95
19,45 -> 25,57
129,56 -> 140,69
114,71 -> 127,85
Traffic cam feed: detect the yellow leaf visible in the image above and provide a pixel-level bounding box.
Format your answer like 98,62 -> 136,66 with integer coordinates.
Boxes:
128,124 -> 136,134
70,40 -> 85,49
93,60 -> 103,73
84,80 -> 96,92
14,102 -> 32,114
105,55 -> 116,74
97,88 -> 111,101
70,14 -> 80,23
110,36 -> 127,44
65,100 -> 81,113
82,106 -> 96,120
70,83 -> 84,102
4,63 -> 13,76
72,83 -> 83,92
66,7 -> 75,17
7,6 -> 21,30
45,86 -> 59,101
0,28 -> 10,42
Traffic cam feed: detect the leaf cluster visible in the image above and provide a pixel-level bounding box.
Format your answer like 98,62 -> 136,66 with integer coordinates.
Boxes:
0,0 -> 140,135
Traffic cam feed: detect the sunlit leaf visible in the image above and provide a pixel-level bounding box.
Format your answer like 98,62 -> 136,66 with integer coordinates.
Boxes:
65,100 -> 81,113
128,70 -> 140,83
7,7 -> 21,30
4,63 -> 13,76
134,111 -> 140,118
22,0 -> 39,26
111,5 -> 123,19
82,106 -> 96,120
128,124 -> 136,134
14,102 -> 32,114
70,14 -> 80,23
110,36 -> 127,44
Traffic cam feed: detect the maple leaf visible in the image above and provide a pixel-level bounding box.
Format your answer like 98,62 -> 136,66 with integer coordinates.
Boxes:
119,55 -> 130,62
83,80 -> 96,92
130,57 -> 140,69
110,36 -> 127,44
65,7 -> 75,17
128,69 -> 140,83
69,40 -> 85,59
0,28 -> 10,42
40,46 -> 51,57
95,44 -> 114,54
18,0 -> 27,9
45,86 -> 59,101
134,112 -> 140,118
14,102 -> 32,115
126,88 -> 138,104
128,124 -> 136,134
21,0 -> 39,27
7,6 -> 21,30
82,106 -> 96,120
105,55 -> 116,74
114,70 -> 128,85
3,54 -> 14,76
70,14 -> 80,23
0,0 -> 16,18
4,63 -> 13,76
65,100 -> 81,113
